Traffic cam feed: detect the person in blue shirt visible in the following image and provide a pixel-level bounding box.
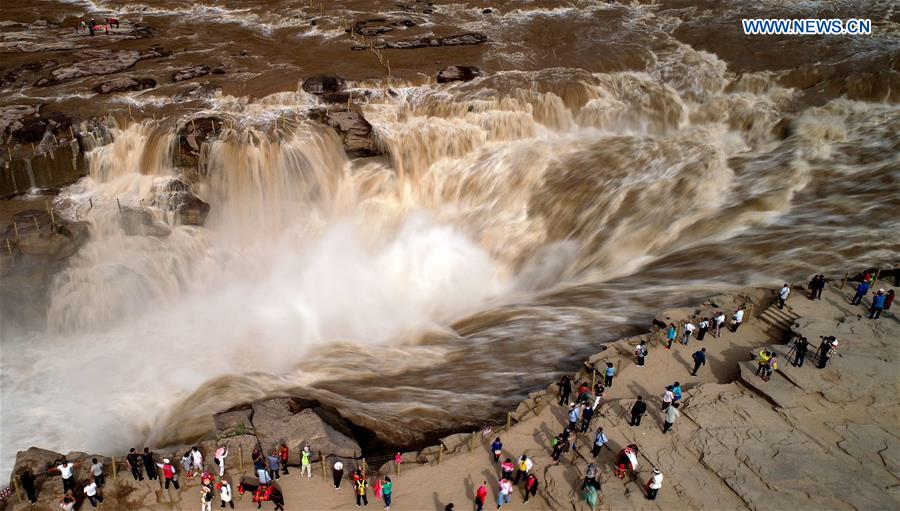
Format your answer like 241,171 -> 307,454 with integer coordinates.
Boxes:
851,281 -> 870,305
490,438 -> 503,463
665,324 -> 676,349
869,289 -> 887,319
567,405 -> 580,430
672,382 -> 683,402
591,428 -> 608,457
691,348 -> 707,376
604,363 -> 616,387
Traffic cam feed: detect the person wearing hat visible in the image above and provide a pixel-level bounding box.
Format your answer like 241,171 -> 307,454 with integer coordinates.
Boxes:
157,458 -> 179,489
646,468 -> 663,500
219,478 -> 234,509
869,289 -> 887,319
332,461 -> 344,490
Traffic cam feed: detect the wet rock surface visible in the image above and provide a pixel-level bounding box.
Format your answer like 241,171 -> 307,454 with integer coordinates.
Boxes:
374,32 -> 487,50
436,65 -> 483,84
92,76 -> 157,94
34,46 -> 171,87
172,65 -> 211,83
175,117 -> 224,170
301,74 -> 346,95
309,108 -> 380,158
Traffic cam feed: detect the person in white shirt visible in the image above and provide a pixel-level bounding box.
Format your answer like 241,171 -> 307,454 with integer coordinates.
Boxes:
220,479 -> 234,509
778,283 -> 790,309
661,385 -> 674,411
51,459 -> 77,493
90,458 -> 105,487
714,312 -> 726,338
681,321 -> 695,345
732,308 -> 745,332
59,495 -> 76,511
646,467 -> 663,500
214,446 -> 228,477
191,446 -> 203,472
634,341 -> 647,367
83,479 -> 104,507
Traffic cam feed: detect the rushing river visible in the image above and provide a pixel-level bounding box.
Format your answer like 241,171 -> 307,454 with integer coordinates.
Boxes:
1,0 -> 898,480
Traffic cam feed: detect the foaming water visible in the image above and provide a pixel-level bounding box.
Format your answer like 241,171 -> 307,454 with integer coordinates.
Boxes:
2,0 -> 899,481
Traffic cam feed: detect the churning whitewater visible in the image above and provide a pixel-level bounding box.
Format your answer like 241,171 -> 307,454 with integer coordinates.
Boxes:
1,0 -> 898,482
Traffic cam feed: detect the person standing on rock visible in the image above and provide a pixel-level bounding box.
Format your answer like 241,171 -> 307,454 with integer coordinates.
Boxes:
214,446 -> 228,478
591,428 -> 608,457
762,354 -> 778,382
157,458 -> 180,490
815,275 -> 826,299
661,385 -> 674,411
884,289 -> 895,314
83,478 -> 103,507
200,479 -> 214,511
778,283 -> 791,309
851,280 -> 870,305
646,468 -> 663,500
690,348 -> 707,376
792,336 -> 809,367
191,446 -> 204,474
731,308 -> 745,332
551,436 -> 565,465
19,468 -> 37,504
219,478 -> 234,509
635,341 -> 647,367
523,474 -> 539,503
182,451 -> 193,477
869,289 -> 887,319
126,448 -> 143,481
90,458 -> 105,487
143,447 -> 158,480
278,444 -> 289,475
475,481 -> 488,511
629,396 -> 647,427
513,454 -> 533,485
663,403 -> 680,433
491,437 -> 503,463
714,312 -> 726,338
697,318 -> 709,341
665,323 -> 677,349
681,320 -> 695,345
567,404 -> 580,431
604,363 -> 616,387
557,375 -> 572,406
300,446 -> 312,479
672,382 -> 683,403
817,336 -> 837,368
580,404 -> 594,433
756,349 -> 772,377
332,461 -> 344,490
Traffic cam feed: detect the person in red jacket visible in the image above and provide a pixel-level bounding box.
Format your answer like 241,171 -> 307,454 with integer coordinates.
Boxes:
279,444 -> 289,475
475,480 -> 488,511
523,474 -> 539,503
